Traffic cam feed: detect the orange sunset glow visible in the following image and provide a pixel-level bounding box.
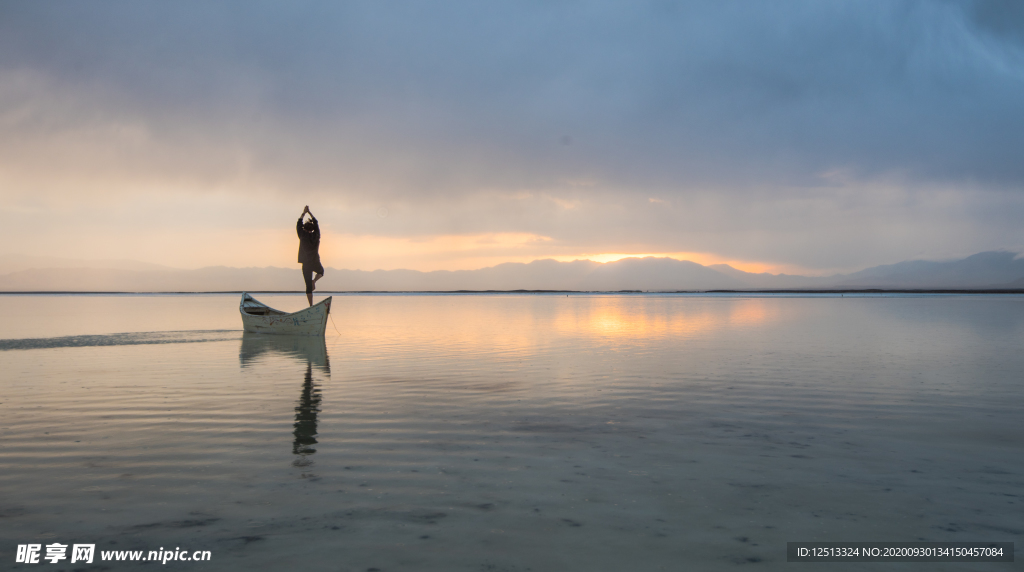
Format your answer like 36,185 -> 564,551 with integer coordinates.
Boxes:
323,232 -> 789,274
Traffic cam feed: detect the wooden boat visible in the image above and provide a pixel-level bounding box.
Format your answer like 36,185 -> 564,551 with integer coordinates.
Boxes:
239,293 -> 332,336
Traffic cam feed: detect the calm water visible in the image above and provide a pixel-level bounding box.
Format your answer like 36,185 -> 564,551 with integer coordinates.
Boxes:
1,293 -> 1021,571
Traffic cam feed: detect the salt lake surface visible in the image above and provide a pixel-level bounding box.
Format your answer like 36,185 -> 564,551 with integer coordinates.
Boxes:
1,293 -> 1021,571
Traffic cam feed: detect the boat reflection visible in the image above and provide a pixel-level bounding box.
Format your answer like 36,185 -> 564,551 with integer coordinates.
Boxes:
239,334 -> 329,467
239,333 -> 330,374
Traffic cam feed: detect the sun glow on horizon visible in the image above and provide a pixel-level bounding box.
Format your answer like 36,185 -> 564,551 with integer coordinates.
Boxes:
547,252 -> 779,274
323,233 -> 796,275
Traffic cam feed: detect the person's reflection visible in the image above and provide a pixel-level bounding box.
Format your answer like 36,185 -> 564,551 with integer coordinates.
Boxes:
292,360 -> 322,467
238,333 -> 329,469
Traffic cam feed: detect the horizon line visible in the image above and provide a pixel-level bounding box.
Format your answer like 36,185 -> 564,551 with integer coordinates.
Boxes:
2,289 -> 1023,295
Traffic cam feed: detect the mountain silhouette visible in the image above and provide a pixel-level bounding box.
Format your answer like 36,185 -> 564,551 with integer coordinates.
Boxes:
0,252 -> 1021,292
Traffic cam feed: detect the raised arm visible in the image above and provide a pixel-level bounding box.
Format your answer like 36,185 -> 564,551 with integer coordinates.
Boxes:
297,206 -> 313,236
303,205 -> 319,229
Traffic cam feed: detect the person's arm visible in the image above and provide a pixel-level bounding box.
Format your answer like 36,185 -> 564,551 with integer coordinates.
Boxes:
303,206 -> 319,234
297,206 -> 313,236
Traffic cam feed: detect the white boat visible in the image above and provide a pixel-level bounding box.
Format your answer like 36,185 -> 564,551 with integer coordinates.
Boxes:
239,293 -> 332,336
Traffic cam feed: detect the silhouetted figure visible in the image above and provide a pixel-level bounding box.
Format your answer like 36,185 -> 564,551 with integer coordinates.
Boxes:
297,205 -> 324,306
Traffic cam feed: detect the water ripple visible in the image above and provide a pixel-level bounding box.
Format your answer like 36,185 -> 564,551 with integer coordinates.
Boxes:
0,330 -> 241,350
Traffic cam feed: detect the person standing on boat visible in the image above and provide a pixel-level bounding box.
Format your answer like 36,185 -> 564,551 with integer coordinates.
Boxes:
297,205 -> 324,306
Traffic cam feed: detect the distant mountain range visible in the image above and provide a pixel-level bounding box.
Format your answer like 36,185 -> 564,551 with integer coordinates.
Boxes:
0,251 -> 1022,292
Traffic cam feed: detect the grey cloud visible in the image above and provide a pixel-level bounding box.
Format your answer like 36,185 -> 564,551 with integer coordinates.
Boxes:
3,0 -> 1023,197
969,0 -> 1024,44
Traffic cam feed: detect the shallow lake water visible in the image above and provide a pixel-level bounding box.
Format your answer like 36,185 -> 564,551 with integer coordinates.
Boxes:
1,293 -> 1021,571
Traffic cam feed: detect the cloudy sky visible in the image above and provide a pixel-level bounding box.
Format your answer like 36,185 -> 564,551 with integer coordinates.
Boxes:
2,0 -> 1022,275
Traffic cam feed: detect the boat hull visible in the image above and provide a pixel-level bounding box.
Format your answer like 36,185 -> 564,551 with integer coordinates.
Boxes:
239,293 -> 332,336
